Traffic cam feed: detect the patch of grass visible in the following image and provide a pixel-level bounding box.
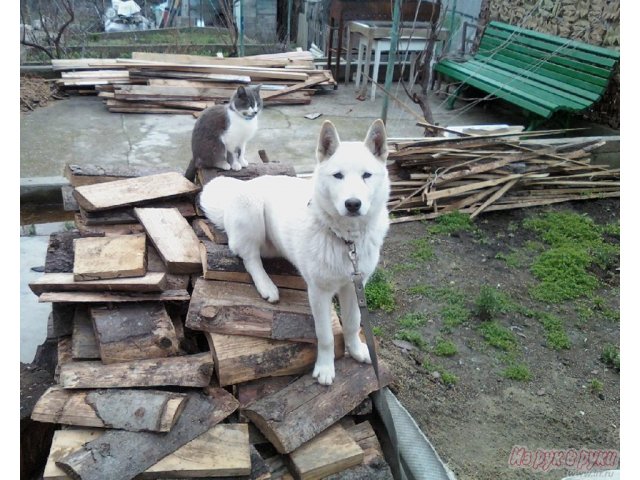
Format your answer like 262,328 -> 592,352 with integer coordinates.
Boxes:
589,379 -> 604,394
538,313 -> 571,350
427,211 -> 476,235
602,221 -> 620,237
441,372 -> 459,386
365,269 -> 396,312
479,321 -> 518,352
372,326 -> 383,336
592,296 -> 620,322
433,339 -> 458,357
495,251 -> 523,268
524,212 -> 619,302
398,312 -> 428,329
600,344 -> 620,371
395,330 -> 428,350
410,238 -> 435,261
503,363 -> 532,381
390,262 -> 418,273
530,246 -> 599,302
441,304 -> 471,329
475,286 -> 512,321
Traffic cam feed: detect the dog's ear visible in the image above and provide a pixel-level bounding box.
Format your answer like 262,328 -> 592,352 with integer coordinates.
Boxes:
316,120 -> 341,163
364,119 -> 388,162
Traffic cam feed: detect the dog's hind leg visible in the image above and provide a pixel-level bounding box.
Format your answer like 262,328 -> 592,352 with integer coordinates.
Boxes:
338,283 -> 372,364
308,286 -> 336,385
224,198 -> 279,303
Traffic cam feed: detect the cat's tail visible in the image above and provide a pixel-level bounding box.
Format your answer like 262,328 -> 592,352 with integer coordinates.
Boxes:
184,158 -> 197,182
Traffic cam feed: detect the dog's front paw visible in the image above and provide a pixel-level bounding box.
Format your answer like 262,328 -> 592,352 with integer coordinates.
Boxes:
256,280 -> 279,303
313,361 -> 335,385
347,340 -> 372,364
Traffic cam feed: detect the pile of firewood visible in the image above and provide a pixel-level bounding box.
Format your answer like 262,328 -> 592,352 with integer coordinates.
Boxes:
386,130 -> 620,223
52,50 -> 336,114
28,162 -> 393,480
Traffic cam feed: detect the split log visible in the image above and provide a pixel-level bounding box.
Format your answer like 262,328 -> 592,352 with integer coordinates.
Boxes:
72,234 -> 147,281
32,386 -> 187,432
236,375 -> 300,408
55,388 -> 238,480
71,306 -> 100,360
288,423 -> 364,480
55,336 -> 73,382
74,214 -> 146,236
205,328 -> 344,387
135,207 -> 202,274
186,279 -> 316,341
192,217 -> 228,244
242,357 -> 391,453
199,241 -> 305,289
38,289 -> 190,303
90,303 -> 181,363
58,352 -> 213,388
29,272 -> 167,295
49,304 -> 76,337
45,232 -> 101,274
73,172 -> 199,212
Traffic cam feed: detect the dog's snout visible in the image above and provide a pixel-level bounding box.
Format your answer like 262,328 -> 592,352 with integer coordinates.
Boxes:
345,198 -> 362,214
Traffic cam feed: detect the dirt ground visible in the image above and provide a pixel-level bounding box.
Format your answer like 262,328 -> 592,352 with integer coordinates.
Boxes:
370,198 -> 620,480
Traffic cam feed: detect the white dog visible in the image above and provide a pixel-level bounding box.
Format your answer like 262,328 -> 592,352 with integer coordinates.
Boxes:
199,119 -> 390,385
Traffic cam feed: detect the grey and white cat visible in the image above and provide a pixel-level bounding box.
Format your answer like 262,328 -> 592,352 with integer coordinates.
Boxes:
188,84 -> 263,175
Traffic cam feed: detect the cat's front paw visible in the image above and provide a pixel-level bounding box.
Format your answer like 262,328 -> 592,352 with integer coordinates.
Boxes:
239,157 -> 249,167
230,161 -> 242,171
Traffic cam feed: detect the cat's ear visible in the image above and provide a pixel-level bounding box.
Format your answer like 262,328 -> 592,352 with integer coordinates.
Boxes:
364,119 -> 388,162
236,86 -> 247,97
316,120 -> 340,163
253,83 -> 262,92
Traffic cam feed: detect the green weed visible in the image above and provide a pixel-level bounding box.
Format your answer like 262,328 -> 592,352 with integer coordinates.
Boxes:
410,238 -> 435,261
475,286 -> 512,321
503,363 -> 532,381
441,372 -> 459,386
398,312 -> 428,329
600,344 -> 620,371
372,326 -> 383,336
433,339 -> 458,357
427,211 -> 476,235
395,330 -> 427,350
589,379 -> 604,394
479,321 -> 518,352
538,313 -> 571,350
365,269 -> 396,312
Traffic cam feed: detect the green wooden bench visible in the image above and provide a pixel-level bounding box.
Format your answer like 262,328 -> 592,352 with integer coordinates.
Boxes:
433,21 -> 620,129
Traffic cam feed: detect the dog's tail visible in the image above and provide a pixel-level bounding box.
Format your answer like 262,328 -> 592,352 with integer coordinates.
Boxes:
198,177 -> 244,230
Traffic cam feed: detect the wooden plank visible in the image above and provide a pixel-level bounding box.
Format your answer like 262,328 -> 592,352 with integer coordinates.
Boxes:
191,217 -> 228,243
205,328 -> 344,387
261,73 -> 330,100
141,423 -> 251,479
90,303 -> 181,364
45,424 -> 253,480
186,279 -> 317,341
200,240 -> 306,289
45,232 -> 101,274
29,272 -> 167,295
135,207 -> 202,274
38,289 -> 190,303
72,234 -> 147,281
58,352 -> 213,389
241,358 -> 391,453
55,336 -> 73,383
131,50 -> 315,68
64,164 -> 182,187
32,386 -> 188,432
73,172 -> 199,212
71,306 -> 100,360
470,178 -> 520,219
288,423 -> 364,480
197,162 -> 296,185
79,199 -> 196,226
55,389 -> 238,480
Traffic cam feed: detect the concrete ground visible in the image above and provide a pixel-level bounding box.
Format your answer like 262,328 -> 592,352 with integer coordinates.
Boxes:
19,80 -> 619,363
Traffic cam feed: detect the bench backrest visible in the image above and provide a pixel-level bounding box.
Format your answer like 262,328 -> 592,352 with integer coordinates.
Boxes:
475,21 -> 619,96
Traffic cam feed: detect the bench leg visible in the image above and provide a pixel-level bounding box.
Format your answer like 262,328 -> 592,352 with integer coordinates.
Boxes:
446,84 -> 463,110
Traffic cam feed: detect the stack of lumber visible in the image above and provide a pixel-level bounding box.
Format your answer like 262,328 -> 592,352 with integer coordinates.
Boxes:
51,51 -> 336,114
28,162 -> 394,480
386,130 -> 620,224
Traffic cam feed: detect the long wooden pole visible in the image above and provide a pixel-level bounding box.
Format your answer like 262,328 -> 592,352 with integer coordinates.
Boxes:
381,0 -> 401,124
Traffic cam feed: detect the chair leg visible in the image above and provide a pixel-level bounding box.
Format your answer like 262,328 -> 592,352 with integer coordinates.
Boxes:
371,44 -> 381,101
446,84 -> 463,110
355,40 -> 364,88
